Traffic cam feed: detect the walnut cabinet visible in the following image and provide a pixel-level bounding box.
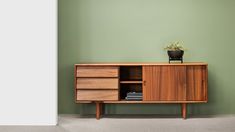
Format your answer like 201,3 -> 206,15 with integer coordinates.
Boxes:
75,63 -> 208,119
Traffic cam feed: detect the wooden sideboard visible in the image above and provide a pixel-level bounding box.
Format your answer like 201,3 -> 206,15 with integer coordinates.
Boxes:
74,62 -> 208,119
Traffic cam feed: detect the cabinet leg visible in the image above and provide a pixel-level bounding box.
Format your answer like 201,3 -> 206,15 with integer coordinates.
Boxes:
181,103 -> 187,119
96,102 -> 102,120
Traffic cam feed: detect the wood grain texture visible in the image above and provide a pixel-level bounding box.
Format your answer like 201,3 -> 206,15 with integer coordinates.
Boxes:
143,66 -> 160,101
186,65 -> 207,101
75,62 -> 207,66
205,65 -> 208,101
76,78 -> 119,89
74,63 -> 208,119
77,90 -> 118,101
75,63 -> 208,105
96,102 -> 102,120
76,66 -> 119,77
181,103 -> 187,119
143,66 -> 186,101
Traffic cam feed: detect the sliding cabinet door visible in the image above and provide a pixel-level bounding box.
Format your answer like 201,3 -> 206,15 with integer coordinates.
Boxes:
186,65 -> 207,101
143,66 -> 186,101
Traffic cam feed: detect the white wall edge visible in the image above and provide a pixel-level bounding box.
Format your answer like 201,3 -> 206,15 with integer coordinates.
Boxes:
0,0 -> 58,125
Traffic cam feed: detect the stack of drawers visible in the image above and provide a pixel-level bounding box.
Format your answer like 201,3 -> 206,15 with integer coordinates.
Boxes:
75,66 -> 119,101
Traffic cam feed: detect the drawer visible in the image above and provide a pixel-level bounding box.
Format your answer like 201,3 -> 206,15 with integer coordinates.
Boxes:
76,78 -> 119,89
76,66 -> 119,77
77,90 -> 118,101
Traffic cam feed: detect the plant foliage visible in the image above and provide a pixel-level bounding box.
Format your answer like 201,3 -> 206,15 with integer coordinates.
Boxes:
164,41 -> 185,51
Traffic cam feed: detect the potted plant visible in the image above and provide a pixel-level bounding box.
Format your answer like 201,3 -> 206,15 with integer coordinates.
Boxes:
164,41 -> 185,63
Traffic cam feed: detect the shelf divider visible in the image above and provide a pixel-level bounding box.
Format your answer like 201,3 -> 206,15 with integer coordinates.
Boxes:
120,81 -> 143,84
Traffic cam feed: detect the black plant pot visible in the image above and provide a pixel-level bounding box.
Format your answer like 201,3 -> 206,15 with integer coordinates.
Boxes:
167,50 -> 184,63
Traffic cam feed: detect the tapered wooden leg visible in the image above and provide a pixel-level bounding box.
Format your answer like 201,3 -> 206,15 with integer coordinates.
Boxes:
100,103 -> 103,116
181,103 -> 187,119
96,102 -> 102,120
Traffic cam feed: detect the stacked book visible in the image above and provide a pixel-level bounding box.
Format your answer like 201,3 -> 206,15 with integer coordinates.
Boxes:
125,92 -> 142,101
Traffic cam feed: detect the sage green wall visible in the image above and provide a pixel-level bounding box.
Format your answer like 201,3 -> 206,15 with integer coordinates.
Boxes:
59,0 -> 235,115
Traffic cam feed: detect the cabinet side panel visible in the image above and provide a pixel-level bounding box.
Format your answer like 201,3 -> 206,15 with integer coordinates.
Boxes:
204,65 -> 208,101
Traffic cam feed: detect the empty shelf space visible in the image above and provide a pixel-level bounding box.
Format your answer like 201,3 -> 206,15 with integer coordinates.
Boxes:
120,66 -> 142,81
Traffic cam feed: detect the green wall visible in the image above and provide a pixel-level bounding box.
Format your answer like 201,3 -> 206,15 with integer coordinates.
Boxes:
59,0 -> 235,115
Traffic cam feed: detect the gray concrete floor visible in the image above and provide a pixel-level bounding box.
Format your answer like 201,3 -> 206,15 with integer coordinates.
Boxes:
0,114 -> 235,132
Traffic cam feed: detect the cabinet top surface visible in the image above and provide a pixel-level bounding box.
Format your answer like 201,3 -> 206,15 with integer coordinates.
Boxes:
75,62 -> 207,66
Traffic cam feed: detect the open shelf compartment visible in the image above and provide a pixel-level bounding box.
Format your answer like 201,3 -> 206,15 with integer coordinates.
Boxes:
119,66 -> 143,101
120,66 -> 142,81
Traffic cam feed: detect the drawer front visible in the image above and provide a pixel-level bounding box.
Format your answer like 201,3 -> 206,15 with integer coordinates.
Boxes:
76,66 -> 119,77
77,78 -> 119,89
77,90 -> 118,101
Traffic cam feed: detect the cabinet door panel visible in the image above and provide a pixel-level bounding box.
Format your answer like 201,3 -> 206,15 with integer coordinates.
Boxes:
143,66 -> 160,100
186,66 -> 207,101
143,66 -> 186,101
